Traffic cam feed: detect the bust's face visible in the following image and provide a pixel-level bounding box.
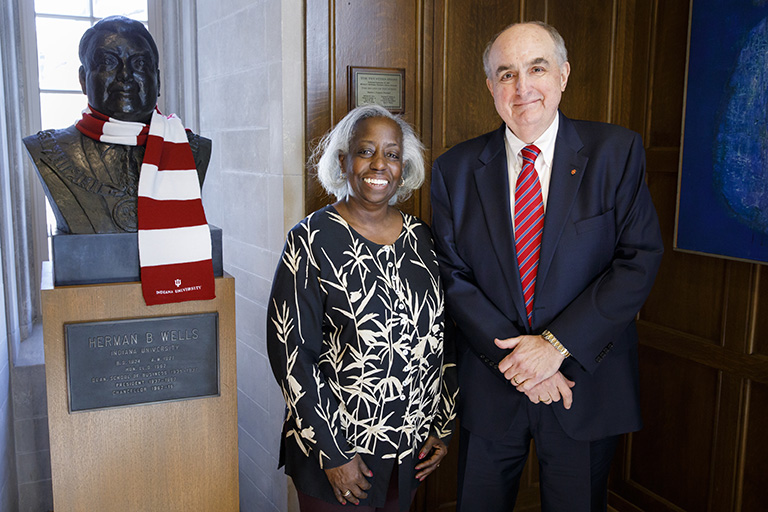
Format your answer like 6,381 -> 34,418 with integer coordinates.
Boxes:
79,29 -> 159,123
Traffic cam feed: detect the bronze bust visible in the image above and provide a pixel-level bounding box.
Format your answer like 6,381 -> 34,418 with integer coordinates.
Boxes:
23,16 -> 211,234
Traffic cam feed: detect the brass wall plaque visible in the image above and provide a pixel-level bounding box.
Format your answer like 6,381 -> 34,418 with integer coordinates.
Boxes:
65,313 -> 219,412
348,66 -> 406,113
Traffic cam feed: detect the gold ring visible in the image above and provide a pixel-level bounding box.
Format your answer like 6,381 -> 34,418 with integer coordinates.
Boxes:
343,490 -> 351,497
513,376 -> 520,385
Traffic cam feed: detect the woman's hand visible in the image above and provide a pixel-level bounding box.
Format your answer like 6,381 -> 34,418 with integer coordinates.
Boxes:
324,454 -> 373,505
414,435 -> 448,481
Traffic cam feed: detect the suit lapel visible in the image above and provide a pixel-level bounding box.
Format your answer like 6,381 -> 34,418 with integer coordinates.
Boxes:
537,113 -> 588,290
474,125 -> 530,325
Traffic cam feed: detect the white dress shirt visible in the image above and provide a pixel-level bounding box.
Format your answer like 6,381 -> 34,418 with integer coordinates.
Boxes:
505,113 -> 559,231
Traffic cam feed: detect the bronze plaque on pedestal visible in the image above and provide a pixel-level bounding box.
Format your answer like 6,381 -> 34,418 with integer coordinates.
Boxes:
65,313 -> 219,412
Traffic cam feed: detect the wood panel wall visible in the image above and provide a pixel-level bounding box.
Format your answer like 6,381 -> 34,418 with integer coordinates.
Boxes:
305,0 -> 768,510
305,0 -> 432,219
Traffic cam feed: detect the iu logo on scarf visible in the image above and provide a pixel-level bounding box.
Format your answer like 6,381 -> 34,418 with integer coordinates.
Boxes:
136,110 -> 216,305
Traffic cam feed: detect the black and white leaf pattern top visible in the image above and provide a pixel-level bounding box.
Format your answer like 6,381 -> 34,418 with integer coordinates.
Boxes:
267,205 -> 457,509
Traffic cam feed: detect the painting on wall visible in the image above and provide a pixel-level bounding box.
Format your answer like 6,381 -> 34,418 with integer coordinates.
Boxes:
675,0 -> 768,264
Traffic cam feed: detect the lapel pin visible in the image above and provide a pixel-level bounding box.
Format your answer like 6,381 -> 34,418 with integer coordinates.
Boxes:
570,169 -> 577,175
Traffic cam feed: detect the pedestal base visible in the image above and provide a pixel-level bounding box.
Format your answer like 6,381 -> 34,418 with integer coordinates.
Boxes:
41,265 -> 238,511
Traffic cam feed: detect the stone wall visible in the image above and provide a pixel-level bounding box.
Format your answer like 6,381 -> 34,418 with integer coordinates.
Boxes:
196,1 -> 304,510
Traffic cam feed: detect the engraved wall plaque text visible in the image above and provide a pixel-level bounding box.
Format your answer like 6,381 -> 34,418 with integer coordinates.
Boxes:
348,67 -> 406,113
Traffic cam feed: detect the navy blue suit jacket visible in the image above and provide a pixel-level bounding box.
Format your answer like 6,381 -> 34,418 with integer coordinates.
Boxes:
430,112 -> 663,441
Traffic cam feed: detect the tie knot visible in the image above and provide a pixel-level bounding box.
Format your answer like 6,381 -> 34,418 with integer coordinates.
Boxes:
521,144 -> 540,164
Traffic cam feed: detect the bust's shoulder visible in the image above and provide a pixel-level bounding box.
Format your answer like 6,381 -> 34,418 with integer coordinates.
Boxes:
23,125 -> 83,154
186,130 -> 211,152
185,131 -> 212,184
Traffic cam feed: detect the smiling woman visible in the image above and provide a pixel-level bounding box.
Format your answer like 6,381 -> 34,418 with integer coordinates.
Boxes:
336,116 -> 404,244
313,105 -> 426,245
316,104 -> 425,205
267,105 -> 457,512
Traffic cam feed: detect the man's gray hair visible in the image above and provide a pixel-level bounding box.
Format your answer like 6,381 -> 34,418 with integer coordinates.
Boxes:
482,21 -> 569,79
314,104 -> 425,205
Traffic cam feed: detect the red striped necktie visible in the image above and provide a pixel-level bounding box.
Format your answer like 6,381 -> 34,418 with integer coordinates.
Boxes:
514,144 -> 544,326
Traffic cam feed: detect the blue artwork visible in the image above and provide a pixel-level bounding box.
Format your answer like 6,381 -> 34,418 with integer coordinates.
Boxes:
676,0 -> 768,264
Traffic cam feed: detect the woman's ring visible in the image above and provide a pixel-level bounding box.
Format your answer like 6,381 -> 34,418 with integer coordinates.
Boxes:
343,490 -> 352,497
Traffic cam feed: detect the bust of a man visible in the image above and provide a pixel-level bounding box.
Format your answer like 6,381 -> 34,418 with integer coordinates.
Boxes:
23,15 -> 211,234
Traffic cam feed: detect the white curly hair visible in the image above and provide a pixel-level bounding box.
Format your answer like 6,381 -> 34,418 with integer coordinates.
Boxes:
313,104 -> 425,205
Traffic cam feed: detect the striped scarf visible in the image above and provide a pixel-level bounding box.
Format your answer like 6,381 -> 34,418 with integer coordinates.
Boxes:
76,106 -> 215,305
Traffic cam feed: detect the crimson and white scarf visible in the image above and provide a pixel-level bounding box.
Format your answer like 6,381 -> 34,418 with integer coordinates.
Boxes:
76,106 -> 215,305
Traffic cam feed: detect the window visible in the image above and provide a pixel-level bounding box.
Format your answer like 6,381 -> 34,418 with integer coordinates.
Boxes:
34,1 -> 148,129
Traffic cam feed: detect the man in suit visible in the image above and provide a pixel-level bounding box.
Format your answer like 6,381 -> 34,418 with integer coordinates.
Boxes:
430,21 -> 663,511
